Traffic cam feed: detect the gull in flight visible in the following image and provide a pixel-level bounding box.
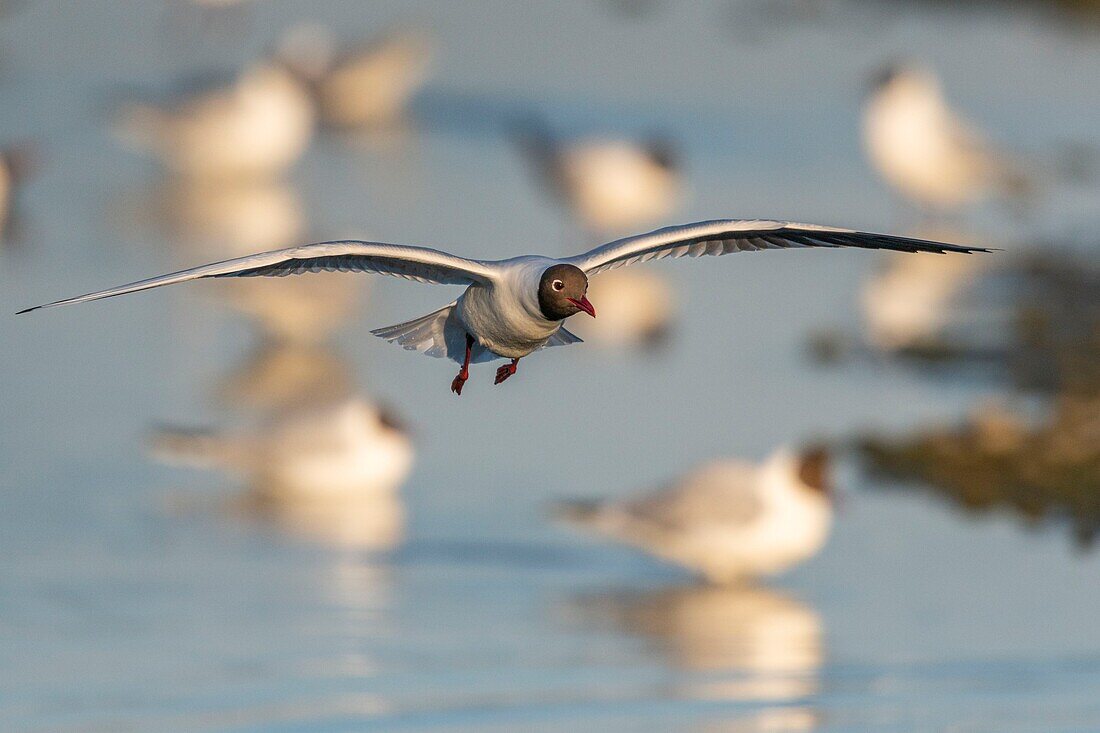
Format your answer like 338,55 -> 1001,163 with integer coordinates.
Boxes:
19,219 -> 987,394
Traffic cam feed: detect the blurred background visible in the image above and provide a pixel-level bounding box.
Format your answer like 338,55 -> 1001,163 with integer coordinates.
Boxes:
2,1 -> 1100,731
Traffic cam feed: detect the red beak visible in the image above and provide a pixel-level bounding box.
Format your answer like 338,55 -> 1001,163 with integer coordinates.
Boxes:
567,296 -> 596,318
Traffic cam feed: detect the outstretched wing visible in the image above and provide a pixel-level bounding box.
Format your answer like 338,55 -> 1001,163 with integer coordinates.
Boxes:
566,219 -> 990,275
18,240 -> 498,313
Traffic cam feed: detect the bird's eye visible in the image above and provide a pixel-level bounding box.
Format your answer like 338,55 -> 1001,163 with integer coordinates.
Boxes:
552,279 -> 564,291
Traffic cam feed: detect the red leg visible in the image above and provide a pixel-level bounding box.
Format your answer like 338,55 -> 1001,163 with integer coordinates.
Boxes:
451,334 -> 474,395
494,358 -> 519,385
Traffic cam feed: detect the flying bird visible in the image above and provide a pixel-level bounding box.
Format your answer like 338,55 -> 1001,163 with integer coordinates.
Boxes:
18,219 -> 987,394
558,448 -> 833,584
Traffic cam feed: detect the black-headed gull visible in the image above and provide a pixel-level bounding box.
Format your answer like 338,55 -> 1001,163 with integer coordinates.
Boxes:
114,61 -> 315,179
558,448 -> 832,584
153,397 -> 413,502
863,64 -> 1031,213
513,116 -> 681,234
156,397 -> 411,550
19,219 -> 988,394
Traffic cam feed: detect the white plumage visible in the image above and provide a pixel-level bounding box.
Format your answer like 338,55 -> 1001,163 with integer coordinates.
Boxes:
558,449 -> 833,584
514,118 -> 681,235
114,61 -> 315,179
152,397 -> 413,502
862,64 -> 1030,213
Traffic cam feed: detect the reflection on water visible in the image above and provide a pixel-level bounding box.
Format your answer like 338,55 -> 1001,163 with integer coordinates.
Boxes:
6,0 -> 1100,730
217,339 -> 357,413
127,178 -> 308,251
239,490 -> 406,550
221,270 -> 363,344
859,243 -> 1100,393
571,584 -> 822,708
115,176 -> 368,342
861,227 -> 1008,353
861,394 -> 1100,548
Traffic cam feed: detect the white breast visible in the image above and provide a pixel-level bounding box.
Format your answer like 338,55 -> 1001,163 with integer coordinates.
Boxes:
456,259 -> 563,359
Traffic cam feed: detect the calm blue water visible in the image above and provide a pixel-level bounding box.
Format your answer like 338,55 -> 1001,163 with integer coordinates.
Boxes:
3,1 -> 1100,731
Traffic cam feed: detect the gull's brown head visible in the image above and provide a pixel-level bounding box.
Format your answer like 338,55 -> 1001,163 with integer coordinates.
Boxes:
797,445 -> 833,501
538,264 -> 595,321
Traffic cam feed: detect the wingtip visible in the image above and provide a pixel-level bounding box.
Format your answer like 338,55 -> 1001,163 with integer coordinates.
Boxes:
15,305 -> 38,315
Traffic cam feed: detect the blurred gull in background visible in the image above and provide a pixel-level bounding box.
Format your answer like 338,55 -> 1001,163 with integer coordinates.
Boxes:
512,114 -> 682,236
0,141 -> 36,243
113,58 -> 315,179
558,448 -> 833,584
152,397 -> 412,503
279,25 -> 433,131
863,63 -> 1032,216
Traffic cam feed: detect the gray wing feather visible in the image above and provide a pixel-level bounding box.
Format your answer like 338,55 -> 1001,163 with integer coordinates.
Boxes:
18,240 -> 497,314
567,219 -> 991,275
371,302 -> 497,364
544,326 -> 583,347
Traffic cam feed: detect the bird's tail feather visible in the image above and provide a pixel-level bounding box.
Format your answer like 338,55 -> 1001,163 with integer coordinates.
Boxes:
370,301 -> 468,362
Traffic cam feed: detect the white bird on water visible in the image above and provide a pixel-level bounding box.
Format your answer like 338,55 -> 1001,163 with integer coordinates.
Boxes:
558,448 -> 833,584
114,60 -> 315,179
19,219 -> 987,394
153,397 -> 412,503
862,64 -> 1031,214
512,116 -> 682,236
